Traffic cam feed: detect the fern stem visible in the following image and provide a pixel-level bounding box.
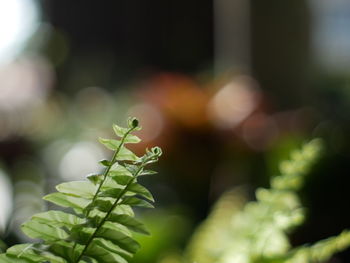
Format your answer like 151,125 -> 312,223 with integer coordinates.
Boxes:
87,127 -> 135,217
73,127 -> 135,260
74,163 -> 145,262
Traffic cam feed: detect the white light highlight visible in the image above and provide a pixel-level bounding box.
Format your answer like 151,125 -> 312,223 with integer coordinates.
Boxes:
59,142 -> 105,181
0,0 -> 39,63
0,169 -> 13,232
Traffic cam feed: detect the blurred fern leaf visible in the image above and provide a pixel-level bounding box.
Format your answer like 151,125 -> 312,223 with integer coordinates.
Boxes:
185,139 -> 350,263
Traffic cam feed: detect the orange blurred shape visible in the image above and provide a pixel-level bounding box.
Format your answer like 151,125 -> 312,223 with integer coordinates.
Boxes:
127,103 -> 164,143
139,73 -> 209,128
126,102 -> 172,155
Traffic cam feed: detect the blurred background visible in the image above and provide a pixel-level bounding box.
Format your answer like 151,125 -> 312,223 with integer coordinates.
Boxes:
0,0 -> 350,262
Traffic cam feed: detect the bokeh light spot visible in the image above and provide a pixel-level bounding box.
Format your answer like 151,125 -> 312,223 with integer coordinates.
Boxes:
0,169 -> 12,232
0,0 -> 39,64
208,77 -> 260,129
59,142 -> 105,181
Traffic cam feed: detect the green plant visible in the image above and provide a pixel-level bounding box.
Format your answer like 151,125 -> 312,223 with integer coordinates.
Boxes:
0,240 -> 6,254
0,118 -> 162,263
184,139 -> 350,263
2,122 -> 350,263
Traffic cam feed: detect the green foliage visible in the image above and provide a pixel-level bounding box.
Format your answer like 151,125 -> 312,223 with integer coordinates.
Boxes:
184,188 -> 247,263
0,118 -> 162,263
185,139 -> 350,263
1,123 -> 350,263
0,240 -> 6,254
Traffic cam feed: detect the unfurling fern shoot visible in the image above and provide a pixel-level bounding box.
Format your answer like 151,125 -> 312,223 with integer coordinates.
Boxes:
0,118 -> 162,263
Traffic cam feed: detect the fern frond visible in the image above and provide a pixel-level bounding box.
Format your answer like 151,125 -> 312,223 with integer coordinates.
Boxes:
287,230 -> 350,263
260,230 -> 350,263
0,117 -> 162,263
185,139 -> 331,263
184,188 -> 247,263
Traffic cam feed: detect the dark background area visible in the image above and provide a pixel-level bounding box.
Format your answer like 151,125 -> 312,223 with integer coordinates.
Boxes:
43,0 -> 213,82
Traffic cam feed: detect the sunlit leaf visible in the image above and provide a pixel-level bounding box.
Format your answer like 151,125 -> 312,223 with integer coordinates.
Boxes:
121,196 -> 154,208
139,169 -> 157,176
112,124 -> 128,137
99,138 -> 121,151
86,241 -> 128,263
99,188 -> 124,199
56,181 -> 97,199
116,146 -> 139,162
128,183 -> 154,202
43,192 -> 89,212
32,210 -> 85,228
99,159 -> 111,167
96,227 -> 140,253
107,214 -> 150,235
87,174 -> 103,185
21,221 -> 69,241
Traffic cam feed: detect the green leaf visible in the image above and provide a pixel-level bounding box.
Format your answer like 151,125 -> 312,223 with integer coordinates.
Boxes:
49,240 -> 81,262
124,164 -> 139,174
128,183 -> 154,202
103,221 -> 132,237
86,241 -> 129,263
99,188 -> 124,199
21,221 -> 69,241
91,238 -> 132,258
40,252 -> 68,263
116,146 -> 139,162
113,205 -> 134,217
32,210 -> 85,228
107,214 -> 150,235
44,192 -> 89,212
79,256 -> 99,263
109,163 -> 133,185
139,169 -> 157,176
110,163 -> 132,176
99,138 -> 122,151
99,159 -> 111,167
6,244 -> 68,263
102,176 -> 121,190
88,206 -> 136,226
121,196 -> 154,208
87,174 -> 103,185
96,227 -> 140,253
100,135 -> 141,148
113,124 -> 129,137
85,215 -> 102,228
0,254 -> 31,263
86,205 -> 135,224
111,175 -> 133,185
5,245 -> 49,263
4,244 -> 37,262
89,199 -> 114,213
124,134 -> 141,144
56,181 -> 97,199
70,226 -> 95,245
